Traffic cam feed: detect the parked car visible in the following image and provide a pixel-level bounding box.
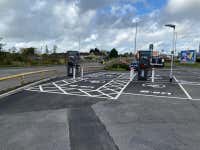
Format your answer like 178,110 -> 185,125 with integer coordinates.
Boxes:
151,57 -> 165,67
129,61 -> 139,71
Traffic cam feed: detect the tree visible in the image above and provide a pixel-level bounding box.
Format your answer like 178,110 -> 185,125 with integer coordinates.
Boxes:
0,38 -> 6,52
21,47 -> 36,56
11,46 -> 17,53
90,48 -> 101,55
94,48 -> 100,55
109,48 -> 118,58
90,49 -> 95,54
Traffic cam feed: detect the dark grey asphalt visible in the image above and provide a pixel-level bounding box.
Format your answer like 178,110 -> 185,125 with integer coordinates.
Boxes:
93,94 -> 200,150
68,107 -> 118,150
0,68 -> 200,150
0,72 -> 120,150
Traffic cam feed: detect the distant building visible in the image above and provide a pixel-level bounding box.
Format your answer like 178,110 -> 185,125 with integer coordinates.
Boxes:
152,51 -> 159,57
135,50 -> 159,58
199,43 -> 200,53
80,52 -> 90,59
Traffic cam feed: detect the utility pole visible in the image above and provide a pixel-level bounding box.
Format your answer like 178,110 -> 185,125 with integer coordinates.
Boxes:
78,8 -> 81,52
199,42 -> 200,53
174,32 -> 177,56
134,22 -> 138,55
78,35 -> 80,51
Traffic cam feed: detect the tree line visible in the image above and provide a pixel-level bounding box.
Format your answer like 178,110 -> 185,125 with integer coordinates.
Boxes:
0,39 -> 134,66
0,46 -> 65,66
89,48 -> 119,58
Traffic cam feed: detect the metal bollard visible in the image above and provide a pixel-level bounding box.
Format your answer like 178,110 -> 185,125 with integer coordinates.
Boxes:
81,67 -> 84,79
152,68 -> 155,83
130,67 -> 134,81
73,67 -> 76,80
169,72 -> 173,83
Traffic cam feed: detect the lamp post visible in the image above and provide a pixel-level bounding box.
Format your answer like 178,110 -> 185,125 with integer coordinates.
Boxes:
134,22 -> 138,55
165,24 -> 176,82
175,32 -> 177,56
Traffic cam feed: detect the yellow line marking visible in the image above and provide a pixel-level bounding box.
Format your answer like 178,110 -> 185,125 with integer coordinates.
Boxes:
0,70 -> 56,81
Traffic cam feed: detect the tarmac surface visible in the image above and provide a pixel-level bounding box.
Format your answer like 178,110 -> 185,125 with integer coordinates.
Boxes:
0,68 -> 200,150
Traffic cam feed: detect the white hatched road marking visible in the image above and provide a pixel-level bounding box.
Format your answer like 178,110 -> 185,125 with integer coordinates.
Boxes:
103,87 -> 118,93
39,85 -> 44,92
62,80 -> 69,84
97,90 -> 114,99
115,74 -> 136,99
52,82 -> 68,94
173,76 -> 192,100
79,89 -> 92,96
26,72 -> 134,99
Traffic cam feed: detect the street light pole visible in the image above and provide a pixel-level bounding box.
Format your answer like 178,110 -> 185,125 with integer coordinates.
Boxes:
134,22 -> 138,55
175,32 -> 177,56
165,24 -> 176,82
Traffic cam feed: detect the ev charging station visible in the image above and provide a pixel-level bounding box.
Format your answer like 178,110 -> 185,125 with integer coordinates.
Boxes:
137,51 -> 151,81
66,51 -> 80,78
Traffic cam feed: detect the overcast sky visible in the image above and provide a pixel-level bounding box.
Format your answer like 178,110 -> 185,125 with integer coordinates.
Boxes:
0,0 -> 200,53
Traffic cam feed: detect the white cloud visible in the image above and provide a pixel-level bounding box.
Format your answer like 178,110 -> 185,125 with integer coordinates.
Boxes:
0,0 -> 200,54
53,1 -> 79,27
166,0 -> 200,15
84,34 -> 98,42
31,0 -> 47,11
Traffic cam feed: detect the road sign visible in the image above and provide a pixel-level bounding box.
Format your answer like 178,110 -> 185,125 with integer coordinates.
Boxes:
180,50 -> 196,64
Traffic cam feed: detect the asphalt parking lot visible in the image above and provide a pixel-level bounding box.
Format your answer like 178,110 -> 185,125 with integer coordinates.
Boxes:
0,68 -> 200,150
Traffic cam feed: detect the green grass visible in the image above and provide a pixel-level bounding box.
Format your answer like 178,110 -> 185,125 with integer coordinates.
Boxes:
105,62 -> 129,71
105,67 -> 128,71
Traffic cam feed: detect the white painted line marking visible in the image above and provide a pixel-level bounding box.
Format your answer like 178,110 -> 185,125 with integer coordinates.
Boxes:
122,92 -> 189,100
52,82 -> 68,94
173,76 -> 192,100
79,89 -> 92,96
115,74 -> 136,99
62,80 -> 69,84
39,85 -> 44,92
27,89 -> 108,99
26,72 -> 133,100
190,98 -> 200,101
96,80 -> 114,90
115,80 -> 128,84
152,91 -> 160,94
179,80 -> 200,86
98,90 -> 113,99
140,90 -> 150,93
80,86 -> 94,89
103,87 -> 118,93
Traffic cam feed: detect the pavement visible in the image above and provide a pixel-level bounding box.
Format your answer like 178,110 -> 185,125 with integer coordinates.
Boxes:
0,68 -> 200,150
0,65 -> 66,92
0,66 -> 66,78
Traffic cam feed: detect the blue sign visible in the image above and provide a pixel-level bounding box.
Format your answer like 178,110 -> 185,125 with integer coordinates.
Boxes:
180,50 -> 196,63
